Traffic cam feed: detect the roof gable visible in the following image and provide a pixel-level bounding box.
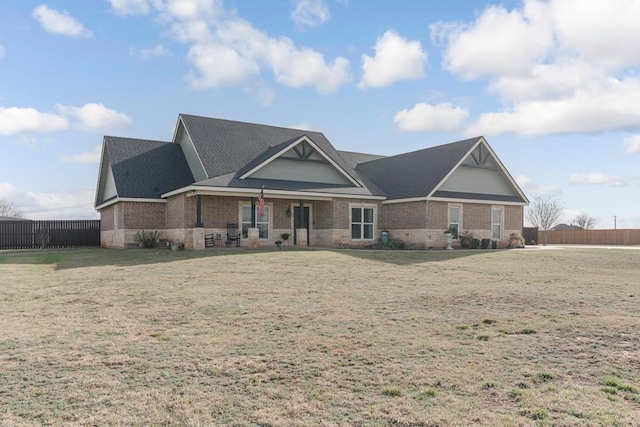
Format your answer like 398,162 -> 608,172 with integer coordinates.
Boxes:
239,135 -> 361,186
356,137 -> 480,200
95,136 -> 194,206
177,115 -> 361,185
431,138 -> 529,204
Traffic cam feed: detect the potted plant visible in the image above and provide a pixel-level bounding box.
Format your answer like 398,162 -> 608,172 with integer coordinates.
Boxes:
444,228 -> 454,250
280,233 -> 290,245
275,240 -> 283,250
224,240 -> 232,248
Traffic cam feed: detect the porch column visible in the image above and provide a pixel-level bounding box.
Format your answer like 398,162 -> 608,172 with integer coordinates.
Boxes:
251,197 -> 256,227
195,194 -> 203,228
297,199 -> 307,248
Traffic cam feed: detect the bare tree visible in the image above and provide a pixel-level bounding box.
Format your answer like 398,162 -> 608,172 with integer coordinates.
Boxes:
574,213 -> 596,230
526,195 -> 563,245
0,196 -> 24,218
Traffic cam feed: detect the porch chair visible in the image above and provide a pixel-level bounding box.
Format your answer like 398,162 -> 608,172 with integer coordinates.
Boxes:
204,233 -> 215,248
226,223 -> 241,247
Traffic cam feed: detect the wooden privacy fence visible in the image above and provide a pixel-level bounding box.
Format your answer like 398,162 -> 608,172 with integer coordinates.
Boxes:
538,229 -> 640,245
0,220 -> 100,249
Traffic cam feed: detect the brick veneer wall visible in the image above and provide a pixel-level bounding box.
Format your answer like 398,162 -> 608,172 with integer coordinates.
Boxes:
463,204 -> 491,230
505,205 -> 523,232
381,201 -> 427,229
426,201 -> 447,229
122,202 -> 166,229
201,196 -> 238,228
314,201 -> 333,229
166,194 -> 186,229
100,205 -> 115,231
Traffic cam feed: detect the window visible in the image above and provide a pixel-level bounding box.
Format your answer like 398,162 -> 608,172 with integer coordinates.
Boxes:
351,207 -> 374,240
242,205 -> 270,239
448,206 -> 460,238
492,208 -> 502,240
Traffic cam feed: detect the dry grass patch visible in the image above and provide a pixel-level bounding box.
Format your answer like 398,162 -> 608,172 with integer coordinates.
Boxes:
1,247 -> 639,425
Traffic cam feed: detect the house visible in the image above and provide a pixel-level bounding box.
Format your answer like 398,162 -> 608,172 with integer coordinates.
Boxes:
94,114 -> 529,249
552,223 -> 583,231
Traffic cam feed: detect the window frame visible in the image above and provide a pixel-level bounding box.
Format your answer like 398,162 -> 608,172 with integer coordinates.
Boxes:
241,204 -> 270,240
350,206 -> 375,240
492,207 -> 503,240
448,204 -> 462,238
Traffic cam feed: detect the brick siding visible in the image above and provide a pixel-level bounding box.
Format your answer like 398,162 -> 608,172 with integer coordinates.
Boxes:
462,204 -> 491,230
381,201 -> 427,229
100,205 -> 115,231
122,202 -> 166,229
505,205 -> 523,232
426,201 -> 447,229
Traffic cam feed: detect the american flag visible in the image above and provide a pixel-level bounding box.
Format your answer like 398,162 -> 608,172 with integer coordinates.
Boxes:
257,186 -> 265,217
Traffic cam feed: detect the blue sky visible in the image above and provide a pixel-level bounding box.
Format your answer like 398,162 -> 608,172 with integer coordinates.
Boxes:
1,0 -> 639,228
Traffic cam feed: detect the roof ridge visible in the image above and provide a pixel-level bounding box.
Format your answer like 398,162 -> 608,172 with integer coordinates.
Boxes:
179,113 -> 326,135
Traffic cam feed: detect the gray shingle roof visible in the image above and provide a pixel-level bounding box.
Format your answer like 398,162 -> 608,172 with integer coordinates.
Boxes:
179,114 -> 362,184
98,117 -> 526,205
105,136 -> 194,199
355,137 -> 481,200
194,175 -> 386,197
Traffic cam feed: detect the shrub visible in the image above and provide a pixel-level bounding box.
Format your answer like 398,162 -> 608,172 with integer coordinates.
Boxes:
459,231 -> 473,249
381,387 -> 403,397
530,408 -> 548,420
382,239 -> 405,250
491,240 -> 498,249
135,230 -> 160,248
481,238 -> 490,249
536,371 -> 555,382
508,233 -> 525,248
470,238 -> 480,249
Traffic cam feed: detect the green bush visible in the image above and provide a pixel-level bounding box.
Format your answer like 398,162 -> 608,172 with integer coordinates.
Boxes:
470,238 -> 480,249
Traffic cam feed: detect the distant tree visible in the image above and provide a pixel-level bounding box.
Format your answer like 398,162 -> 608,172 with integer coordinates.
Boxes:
0,196 -> 24,218
574,213 -> 596,230
526,195 -> 563,245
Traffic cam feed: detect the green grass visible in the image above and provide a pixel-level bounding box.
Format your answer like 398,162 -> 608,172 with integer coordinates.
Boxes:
0,247 -> 639,425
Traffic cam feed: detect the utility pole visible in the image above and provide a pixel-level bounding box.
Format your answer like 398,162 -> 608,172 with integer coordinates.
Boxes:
614,215 -> 617,230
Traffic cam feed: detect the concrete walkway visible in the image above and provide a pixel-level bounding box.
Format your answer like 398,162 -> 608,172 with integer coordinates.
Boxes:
525,244 -> 640,250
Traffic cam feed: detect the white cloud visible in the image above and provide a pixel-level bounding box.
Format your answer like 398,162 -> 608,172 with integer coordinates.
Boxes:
186,43 -> 260,88
0,182 -> 98,219
623,135 -> 640,155
0,107 -> 68,135
432,1 -> 553,80
551,0 -> 640,69
56,103 -> 132,133
569,172 -> 636,187
433,0 -> 640,138
291,0 -> 330,29
466,77 -> 640,137
515,174 -> 532,189
393,102 -> 468,132
359,30 -> 427,89
60,145 -> 102,164
112,0 -> 350,94
130,44 -> 167,59
110,0 -> 153,16
516,175 -> 559,196
32,5 -> 92,38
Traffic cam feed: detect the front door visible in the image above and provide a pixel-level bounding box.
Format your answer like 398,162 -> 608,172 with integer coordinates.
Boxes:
293,206 -> 310,245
